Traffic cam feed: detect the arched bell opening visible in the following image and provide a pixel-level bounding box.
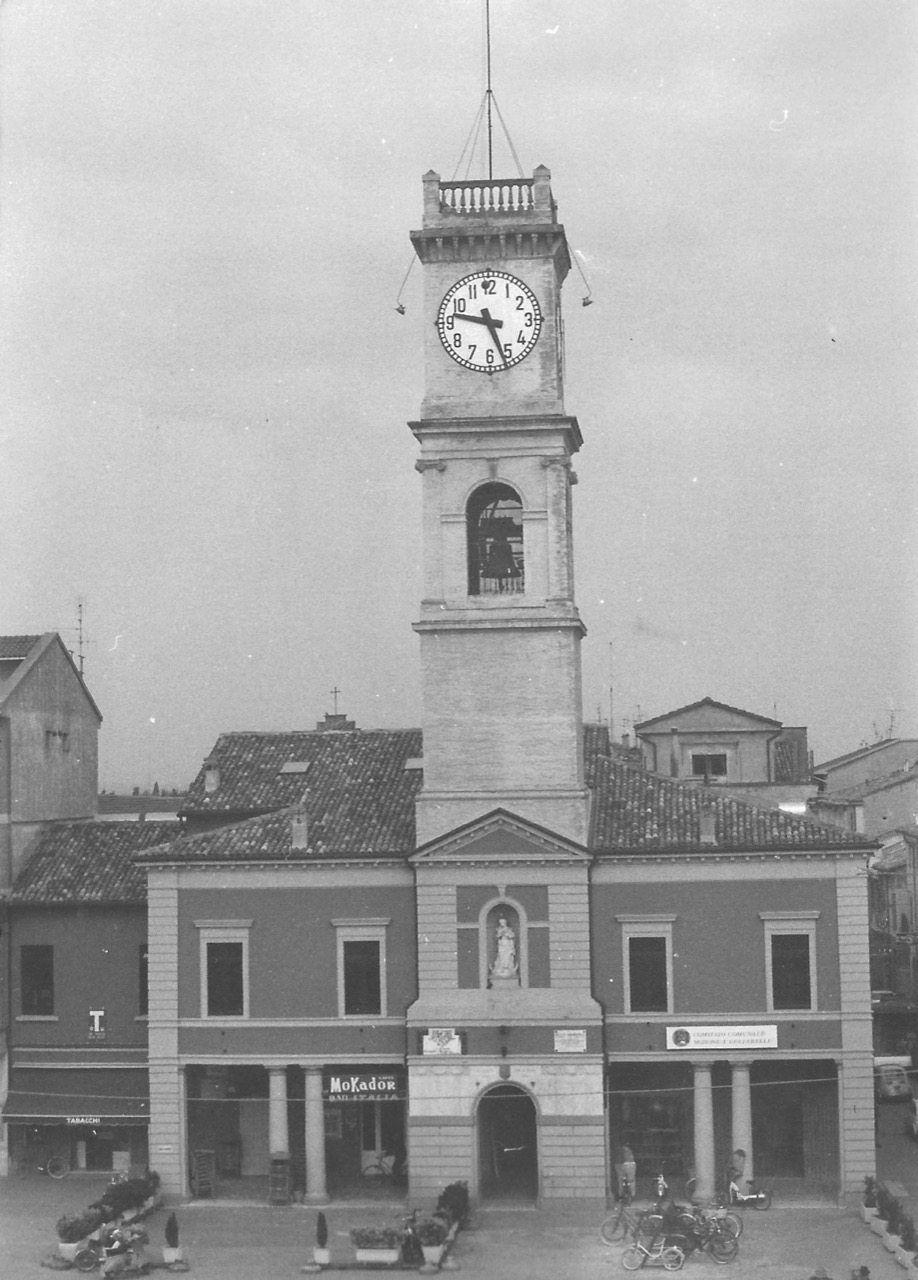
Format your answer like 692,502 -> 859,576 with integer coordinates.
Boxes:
466,483 -> 524,595
476,1083 -> 538,1203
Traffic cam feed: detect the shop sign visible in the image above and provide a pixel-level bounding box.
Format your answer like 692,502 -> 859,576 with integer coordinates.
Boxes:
67,1116 -> 102,1126
323,1073 -> 405,1102
666,1025 -> 778,1051
554,1029 -> 587,1053
423,1028 -> 462,1055
156,1145 -> 175,1153
88,1008 -> 106,1042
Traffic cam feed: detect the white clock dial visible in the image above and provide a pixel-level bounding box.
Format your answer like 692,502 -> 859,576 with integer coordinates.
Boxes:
436,270 -> 542,373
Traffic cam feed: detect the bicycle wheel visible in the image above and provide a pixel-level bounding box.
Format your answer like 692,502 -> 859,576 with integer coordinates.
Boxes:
621,1245 -> 645,1271
720,1212 -> 742,1238
46,1154 -> 69,1178
601,1208 -> 628,1244
709,1235 -> 739,1264
662,1246 -> 685,1271
74,1247 -> 100,1272
753,1188 -> 772,1210
639,1211 -> 664,1238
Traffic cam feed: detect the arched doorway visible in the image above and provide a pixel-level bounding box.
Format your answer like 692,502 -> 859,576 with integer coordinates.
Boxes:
477,1084 -> 538,1202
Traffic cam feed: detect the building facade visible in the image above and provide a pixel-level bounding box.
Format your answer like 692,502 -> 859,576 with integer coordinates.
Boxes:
138,167 -> 877,1209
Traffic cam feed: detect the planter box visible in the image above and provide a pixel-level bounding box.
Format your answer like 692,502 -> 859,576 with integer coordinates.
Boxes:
355,1247 -> 400,1264
862,1205 -> 879,1223
871,1218 -> 889,1236
422,1243 -> 444,1266
895,1246 -> 915,1268
885,1232 -> 901,1252
163,1247 -> 184,1264
58,1241 -> 84,1262
313,1247 -> 330,1266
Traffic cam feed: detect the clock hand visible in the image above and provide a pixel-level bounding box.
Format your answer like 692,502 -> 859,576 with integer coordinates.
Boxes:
478,307 -> 507,365
454,312 -> 503,328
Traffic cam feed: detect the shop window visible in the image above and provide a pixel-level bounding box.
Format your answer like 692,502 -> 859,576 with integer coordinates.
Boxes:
467,483 -> 524,595
21,944 -> 54,1015
617,916 -> 676,1014
761,911 -> 818,1012
195,920 -> 251,1018
334,919 -> 389,1017
138,945 -> 148,1017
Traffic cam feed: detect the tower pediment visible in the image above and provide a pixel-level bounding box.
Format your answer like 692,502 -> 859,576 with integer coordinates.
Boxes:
411,807 -> 590,867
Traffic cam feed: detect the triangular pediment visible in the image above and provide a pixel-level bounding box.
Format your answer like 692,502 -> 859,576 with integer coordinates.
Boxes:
410,808 -> 590,865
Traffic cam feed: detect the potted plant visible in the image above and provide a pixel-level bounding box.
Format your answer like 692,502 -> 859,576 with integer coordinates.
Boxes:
436,1180 -> 470,1234
416,1216 -> 448,1269
897,1212 -> 916,1269
349,1224 -> 402,1265
56,1209 -> 104,1261
312,1211 -> 330,1268
163,1212 -> 183,1265
862,1176 -> 879,1223
873,1185 -> 892,1236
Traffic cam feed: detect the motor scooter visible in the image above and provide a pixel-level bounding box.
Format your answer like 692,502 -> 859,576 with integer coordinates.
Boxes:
74,1225 -> 150,1274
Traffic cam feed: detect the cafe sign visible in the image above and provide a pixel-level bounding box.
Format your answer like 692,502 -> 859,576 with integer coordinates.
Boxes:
323,1073 -> 405,1102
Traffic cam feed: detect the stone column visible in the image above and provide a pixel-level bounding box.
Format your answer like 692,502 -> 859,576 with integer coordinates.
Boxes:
692,1062 -> 716,1201
730,1062 -> 754,1184
303,1067 -> 329,1203
268,1067 -> 289,1158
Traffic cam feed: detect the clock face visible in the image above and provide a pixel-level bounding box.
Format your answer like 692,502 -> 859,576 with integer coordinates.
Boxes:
436,270 -> 542,373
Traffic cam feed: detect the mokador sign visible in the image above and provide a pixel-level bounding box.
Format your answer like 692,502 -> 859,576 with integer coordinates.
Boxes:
323,1072 -> 406,1102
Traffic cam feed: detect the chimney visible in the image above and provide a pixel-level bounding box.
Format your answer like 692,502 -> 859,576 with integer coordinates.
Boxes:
670,728 -> 680,778
291,804 -> 309,849
622,732 -> 631,750
699,802 -> 718,846
203,757 -> 220,793
315,713 -> 356,732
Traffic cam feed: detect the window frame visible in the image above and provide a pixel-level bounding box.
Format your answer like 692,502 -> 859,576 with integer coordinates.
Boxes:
195,919 -> 252,1019
138,943 -> 149,1018
333,918 -> 389,1019
760,910 -> 819,1012
20,943 -> 55,1017
617,915 -> 676,1015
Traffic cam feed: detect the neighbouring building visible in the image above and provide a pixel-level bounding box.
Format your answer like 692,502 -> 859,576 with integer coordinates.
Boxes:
137,166 -> 877,1210
1,821 -> 179,1175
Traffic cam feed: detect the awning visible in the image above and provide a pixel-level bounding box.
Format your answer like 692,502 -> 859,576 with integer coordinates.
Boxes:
2,1069 -> 149,1125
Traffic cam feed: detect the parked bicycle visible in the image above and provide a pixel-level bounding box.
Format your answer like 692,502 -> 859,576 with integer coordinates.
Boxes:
16,1150 -> 69,1178
621,1233 -> 685,1271
727,1176 -> 772,1210
674,1207 -> 740,1264
601,1170 -> 639,1243
683,1176 -> 743,1236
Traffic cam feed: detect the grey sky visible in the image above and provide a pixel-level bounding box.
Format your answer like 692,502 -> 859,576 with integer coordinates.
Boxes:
1,1 -> 915,791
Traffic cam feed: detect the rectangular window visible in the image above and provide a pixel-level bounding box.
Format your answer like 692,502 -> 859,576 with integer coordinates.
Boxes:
691,753 -> 727,779
628,936 -> 668,1012
195,920 -> 252,1018
21,945 -> 54,1015
207,942 -> 244,1016
618,915 -> 676,1015
761,912 -> 818,1012
334,919 -> 389,1019
770,934 -> 811,1009
138,944 -> 148,1017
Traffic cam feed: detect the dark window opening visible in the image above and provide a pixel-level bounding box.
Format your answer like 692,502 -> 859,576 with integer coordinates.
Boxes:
344,940 -> 381,1015
628,936 -> 668,1012
139,944 -> 149,1017
206,941 -> 244,1016
21,944 -> 54,1015
691,753 -> 727,779
771,933 -> 811,1009
467,483 -> 524,595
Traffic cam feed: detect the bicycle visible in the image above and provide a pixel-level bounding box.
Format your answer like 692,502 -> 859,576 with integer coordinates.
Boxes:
16,1150 -> 69,1178
601,1172 -> 639,1243
674,1208 -> 740,1264
621,1234 -> 685,1271
683,1176 -> 743,1236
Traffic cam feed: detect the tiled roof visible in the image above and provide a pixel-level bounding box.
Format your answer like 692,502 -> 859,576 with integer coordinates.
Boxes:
0,635 -> 42,661
136,726 -> 870,866
10,822 -> 181,904
181,728 -> 423,816
589,754 -> 870,852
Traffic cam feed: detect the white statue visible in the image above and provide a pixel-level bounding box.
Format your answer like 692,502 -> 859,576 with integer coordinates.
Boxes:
490,915 -> 518,978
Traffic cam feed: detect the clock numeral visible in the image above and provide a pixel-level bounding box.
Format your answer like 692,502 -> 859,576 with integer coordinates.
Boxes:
503,343 -> 512,360
481,278 -> 496,295
453,333 -> 462,349
468,283 -> 477,299
455,298 -> 466,313
468,344 -> 477,360
524,312 -> 533,327
517,331 -> 527,345
515,295 -> 524,310
444,314 -> 455,330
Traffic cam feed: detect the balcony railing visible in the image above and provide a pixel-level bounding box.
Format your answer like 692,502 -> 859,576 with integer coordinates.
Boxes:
438,179 -> 535,215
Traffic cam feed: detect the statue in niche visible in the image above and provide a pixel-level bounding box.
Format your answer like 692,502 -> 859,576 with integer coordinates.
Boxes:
490,915 -> 518,979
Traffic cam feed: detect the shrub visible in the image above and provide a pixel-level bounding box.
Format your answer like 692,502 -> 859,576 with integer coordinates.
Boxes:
416,1217 -> 447,1247
316,1212 -> 328,1249
436,1180 -> 470,1226
864,1176 -> 877,1208
57,1209 -> 105,1243
350,1225 -> 402,1250
876,1184 -> 893,1221
899,1212 -> 916,1254
887,1198 -> 903,1236
165,1213 -> 180,1249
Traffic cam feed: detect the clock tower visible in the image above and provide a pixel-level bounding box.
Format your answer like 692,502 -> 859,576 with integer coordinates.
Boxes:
410,167 -> 589,845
